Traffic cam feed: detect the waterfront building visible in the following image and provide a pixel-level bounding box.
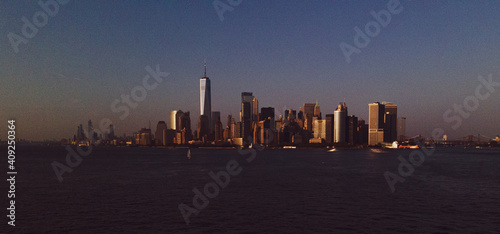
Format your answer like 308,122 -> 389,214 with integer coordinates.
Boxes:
252,97 -> 259,122
368,102 -> 385,145
397,117 -> 406,141
347,115 -> 358,145
314,101 -> 321,119
170,110 -> 180,130
358,119 -> 368,145
197,115 -> 210,142
241,92 -> 253,139
211,111 -> 220,136
313,119 -> 326,140
303,103 -> 315,131
383,102 -> 398,142
155,121 -> 167,145
334,102 -> 348,143
325,114 -> 334,144
200,62 -> 211,132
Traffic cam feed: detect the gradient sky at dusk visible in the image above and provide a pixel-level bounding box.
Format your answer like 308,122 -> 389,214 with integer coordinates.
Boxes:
1,0 -> 500,141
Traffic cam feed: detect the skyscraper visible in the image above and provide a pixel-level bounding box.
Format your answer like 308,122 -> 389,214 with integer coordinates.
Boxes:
261,107 -> 274,121
358,119 -> 368,145
197,115 -> 210,141
241,92 -> 254,104
261,107 -> 275,130
347,115 -> 358,145
314,100 -> 321,119
334,102 -> 347,143
397,117 -> 406,141
235,121 -> 243,139
303,103 -> 315,131
155,121 -> 167,145
170,110 -> 181,130
227,114 -> 233,128
303,103 -> 315,116
178,111 -> 191,134
211,111 -> 220,135
325,114 -> 334,144
368,102 -> 385,145
200,61 -> 211,132
109,124 -> 115,140
214,118 -> 223,141
383,102 -> 398,142
241,92 -> 253,139
313,119 -> 326,140
252,97 -> 259,122
138,128 -> 152,146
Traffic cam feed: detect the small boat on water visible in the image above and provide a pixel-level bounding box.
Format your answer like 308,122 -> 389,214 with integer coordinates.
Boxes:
328,147 -> 337,152
187,149 -> 191,159
370,148 -> 387,153
398,145 -> 420,149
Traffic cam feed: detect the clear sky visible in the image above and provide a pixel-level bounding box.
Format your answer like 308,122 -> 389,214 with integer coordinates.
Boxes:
1,0 -> 499,141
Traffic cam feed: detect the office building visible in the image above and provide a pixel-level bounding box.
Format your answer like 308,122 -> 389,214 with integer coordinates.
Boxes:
397,117 -> 406,141
252,97 -> 259,122
235,121 -> 243,139
347,115 -> 358,145
170,110 -> 180,130
325,114 -> 334,144
164,129 -> 176,145
334,102 -> 347,143
358,119 -> 368,145
261,107 -> 274,120
368,102 -> 385,145
178,111 -> 191,132
313,119 -> 326,140
137,128 -> 152,146
214,118 -> 223,141
383,102 -> 398,142
314,101 -> 321,119
200,62 -> 211,132
197,115 -> 210,141
227,114 -> 233,128
211,111 -> 220,134
303,103 -> 315,131
155,121 -> 167,145
241,92 -> 253,139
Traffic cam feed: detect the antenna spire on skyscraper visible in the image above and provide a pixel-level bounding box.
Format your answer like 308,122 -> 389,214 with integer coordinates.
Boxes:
204,59 -> 207,77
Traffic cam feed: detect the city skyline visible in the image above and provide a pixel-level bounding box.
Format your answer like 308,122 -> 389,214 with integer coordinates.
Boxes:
1,1 -> 500,141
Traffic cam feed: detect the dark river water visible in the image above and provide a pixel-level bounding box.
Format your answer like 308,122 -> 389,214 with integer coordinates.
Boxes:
3,145 -> 500,233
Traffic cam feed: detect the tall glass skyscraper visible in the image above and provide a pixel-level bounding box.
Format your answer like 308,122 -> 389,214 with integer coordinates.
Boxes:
368,102 -> 385,145
334,102 -> 347,143
383,102 -> 398,143
241,92 -> 253,139
170,110 -> 180,130
200,62 -> 211,132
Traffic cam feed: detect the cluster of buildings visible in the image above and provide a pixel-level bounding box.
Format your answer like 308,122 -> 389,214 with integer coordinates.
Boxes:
70,120 -> 116,146
130,63 -> 407,147
68,63 -> 409,147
